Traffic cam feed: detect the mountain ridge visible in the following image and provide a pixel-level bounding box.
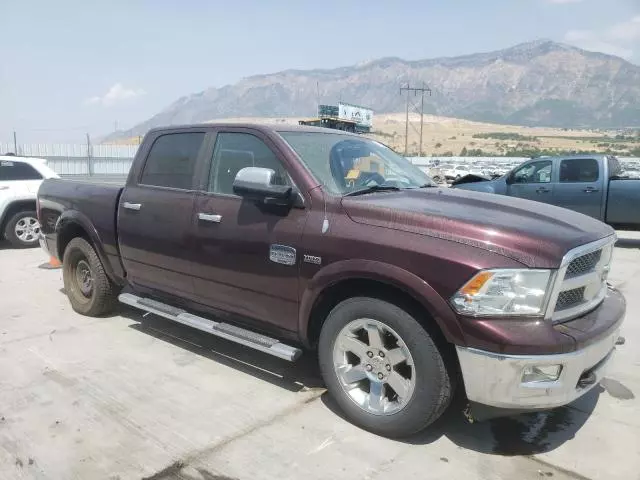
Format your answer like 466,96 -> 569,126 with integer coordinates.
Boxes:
108,40 -> 640,140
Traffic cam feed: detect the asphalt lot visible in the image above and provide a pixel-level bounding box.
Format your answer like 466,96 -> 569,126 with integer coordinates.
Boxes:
0,234 -> 639,480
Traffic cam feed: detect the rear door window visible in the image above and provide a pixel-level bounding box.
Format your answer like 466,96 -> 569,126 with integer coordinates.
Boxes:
0,161 -> 43,181
559,158 -> 599,183
140,133 -> 205,189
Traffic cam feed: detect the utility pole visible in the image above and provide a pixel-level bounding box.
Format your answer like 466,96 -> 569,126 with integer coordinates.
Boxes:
86,133 -> 93,176
400,83 -> 432,157
420,87 -> 425,157
13,131 -> 17,155
404,86 -> 410,156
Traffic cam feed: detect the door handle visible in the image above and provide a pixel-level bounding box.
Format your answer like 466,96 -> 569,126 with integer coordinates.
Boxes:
198,213 -> 222,223
0,186 -> 8,190
123,202 -> 142,211
583,187 -> 599,193
536,187 -> 551,193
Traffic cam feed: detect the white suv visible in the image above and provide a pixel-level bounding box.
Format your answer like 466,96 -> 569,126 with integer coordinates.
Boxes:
0,155 -> 59,247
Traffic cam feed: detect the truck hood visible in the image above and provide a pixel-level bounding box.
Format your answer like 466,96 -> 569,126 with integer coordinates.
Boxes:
341,188 -> 614,268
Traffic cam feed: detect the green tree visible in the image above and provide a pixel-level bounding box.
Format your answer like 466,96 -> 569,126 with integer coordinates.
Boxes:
460,147 -> 468,156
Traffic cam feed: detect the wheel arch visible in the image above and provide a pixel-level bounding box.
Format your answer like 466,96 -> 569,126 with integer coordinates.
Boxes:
56,210 -> 119,284
0,199 -> 37,234
299,260 -> 466,350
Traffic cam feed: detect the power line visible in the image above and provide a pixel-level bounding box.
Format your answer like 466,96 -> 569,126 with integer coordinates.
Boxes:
400,83 -> 432,156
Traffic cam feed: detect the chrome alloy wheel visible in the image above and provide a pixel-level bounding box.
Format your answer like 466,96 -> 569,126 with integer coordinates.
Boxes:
332,318 -> 416,415
15,216 -> 40,243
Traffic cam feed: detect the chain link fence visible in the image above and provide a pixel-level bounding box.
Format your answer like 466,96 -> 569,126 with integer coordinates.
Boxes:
0,143 -> 137,177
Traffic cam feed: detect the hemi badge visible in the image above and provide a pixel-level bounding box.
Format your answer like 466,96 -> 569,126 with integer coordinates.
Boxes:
303,254 -> 322,265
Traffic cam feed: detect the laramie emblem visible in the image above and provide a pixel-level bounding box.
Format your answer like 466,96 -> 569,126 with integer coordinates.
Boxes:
269,245 -> 297,266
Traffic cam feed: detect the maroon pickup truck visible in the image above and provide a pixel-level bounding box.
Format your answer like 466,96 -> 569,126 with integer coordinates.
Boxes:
37,124 -> 626,437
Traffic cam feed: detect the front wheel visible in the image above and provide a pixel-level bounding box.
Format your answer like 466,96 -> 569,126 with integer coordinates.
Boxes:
318,297 -> 453,438
62,237 -> 117,316
4,210 -> 40,248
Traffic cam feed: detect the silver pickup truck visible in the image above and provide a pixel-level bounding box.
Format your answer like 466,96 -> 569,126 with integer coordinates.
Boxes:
453,155 -> 640,227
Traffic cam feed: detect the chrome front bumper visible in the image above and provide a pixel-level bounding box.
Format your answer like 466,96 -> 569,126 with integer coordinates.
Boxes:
456,328 -> 620,409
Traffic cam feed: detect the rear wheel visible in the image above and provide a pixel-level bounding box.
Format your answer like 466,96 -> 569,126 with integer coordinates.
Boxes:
62,237 -> 117,316
318,297 -> 453,438
4,210 -> 40,248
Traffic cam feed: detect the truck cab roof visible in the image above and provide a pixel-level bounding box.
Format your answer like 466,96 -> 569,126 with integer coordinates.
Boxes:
146,122 -> 362,137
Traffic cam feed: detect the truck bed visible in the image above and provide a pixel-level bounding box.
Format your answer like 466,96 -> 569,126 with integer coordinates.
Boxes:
59,175 -> 127,186
38,178 -> 125,281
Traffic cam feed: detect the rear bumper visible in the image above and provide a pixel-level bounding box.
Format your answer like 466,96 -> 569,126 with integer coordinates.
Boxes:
456,326 -> 620,410
38,232 -> 50,254
38,232 -> 57,260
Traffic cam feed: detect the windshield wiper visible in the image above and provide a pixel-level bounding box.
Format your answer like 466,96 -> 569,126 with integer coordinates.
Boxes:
343,185 -> 401,197
417,183 -> 437,188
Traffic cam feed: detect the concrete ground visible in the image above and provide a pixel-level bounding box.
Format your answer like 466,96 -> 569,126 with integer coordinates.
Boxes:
0,234 -> 639,480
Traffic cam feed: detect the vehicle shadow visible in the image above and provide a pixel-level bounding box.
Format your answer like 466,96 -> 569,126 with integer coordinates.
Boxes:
0,240 -> 40,251
120,307 -> 323,393
121,307 -> 601,457
321,381 -> 601,456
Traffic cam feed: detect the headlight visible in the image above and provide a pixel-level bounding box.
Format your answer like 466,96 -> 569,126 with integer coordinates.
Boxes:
451,269 -> 553,316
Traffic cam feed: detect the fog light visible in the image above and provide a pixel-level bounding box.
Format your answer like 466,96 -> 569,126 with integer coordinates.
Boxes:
522,365 -> 562,383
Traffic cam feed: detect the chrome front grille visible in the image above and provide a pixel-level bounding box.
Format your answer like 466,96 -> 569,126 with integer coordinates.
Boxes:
547,236 -> 615,323
565,250 -> 602,279
556,287 -> 586,311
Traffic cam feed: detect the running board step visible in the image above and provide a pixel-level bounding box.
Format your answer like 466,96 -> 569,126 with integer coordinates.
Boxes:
118,293 -> 302,362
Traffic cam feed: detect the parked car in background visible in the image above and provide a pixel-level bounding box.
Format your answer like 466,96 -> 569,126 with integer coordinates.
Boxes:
0,155 -> 58,247
426,166 -> 446,184
481,164 -> 507,178
444,164 -> 470,181
622,165 -> 640,179
453,155 -> 640,228
38,125 -> 625,437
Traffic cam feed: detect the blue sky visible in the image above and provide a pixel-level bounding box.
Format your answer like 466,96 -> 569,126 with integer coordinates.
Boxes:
1,0 -> 638,143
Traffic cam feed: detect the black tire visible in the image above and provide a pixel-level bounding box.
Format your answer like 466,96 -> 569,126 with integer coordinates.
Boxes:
62,237 -> 117,316
4,210 -> 40,248
318,297 -> 452,438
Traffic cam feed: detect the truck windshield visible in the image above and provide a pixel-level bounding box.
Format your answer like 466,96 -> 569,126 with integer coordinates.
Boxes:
280,131 -> 435,195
